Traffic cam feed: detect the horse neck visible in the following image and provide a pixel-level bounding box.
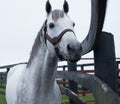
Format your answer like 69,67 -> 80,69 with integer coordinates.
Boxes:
26,29 -> 58,90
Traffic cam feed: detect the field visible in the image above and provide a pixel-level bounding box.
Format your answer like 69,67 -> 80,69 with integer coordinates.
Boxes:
0,95 -> 6,104
62,94 -> 95,104
0,84 -> 6,104
0,91 -> 95,104
0,95 -> 95,104
0,83 -> 95,104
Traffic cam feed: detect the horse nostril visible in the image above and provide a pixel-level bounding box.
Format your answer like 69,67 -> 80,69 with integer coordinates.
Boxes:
67,44 -> 73,52
80,45 -> 82,51
67,43 -> 82,53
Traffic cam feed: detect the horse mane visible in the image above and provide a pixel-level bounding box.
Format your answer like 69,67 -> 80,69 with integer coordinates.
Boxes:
27,29 -> 43,67
27,10 -> 64,67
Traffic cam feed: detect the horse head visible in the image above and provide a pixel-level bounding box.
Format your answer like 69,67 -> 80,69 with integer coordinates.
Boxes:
43,0 -> 106,62
44,0 -> 82,62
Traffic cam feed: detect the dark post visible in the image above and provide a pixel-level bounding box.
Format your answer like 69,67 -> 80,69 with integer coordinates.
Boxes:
68,62 -> 78,104
81,65 -> 86,96
7,68 -> 10,73
63,66 -> 66,87
116,61 -> 120,95
94,32 -> 117,92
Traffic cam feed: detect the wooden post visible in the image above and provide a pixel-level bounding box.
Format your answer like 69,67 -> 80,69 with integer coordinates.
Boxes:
7,68 -> 10,73
68,62 -> 78,104
116,61 -> 120,95
63,66 -> 66,87
94,32 -> 117,92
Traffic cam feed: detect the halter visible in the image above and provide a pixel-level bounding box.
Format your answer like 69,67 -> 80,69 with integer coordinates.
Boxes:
43,20 -> 75,60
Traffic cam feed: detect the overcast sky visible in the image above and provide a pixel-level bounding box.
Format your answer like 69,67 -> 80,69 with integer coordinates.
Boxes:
0,0 -> 120,66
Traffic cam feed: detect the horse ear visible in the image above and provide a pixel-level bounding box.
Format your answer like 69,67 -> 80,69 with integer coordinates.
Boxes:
46,0 -> 52,14
63,0 -> 69,13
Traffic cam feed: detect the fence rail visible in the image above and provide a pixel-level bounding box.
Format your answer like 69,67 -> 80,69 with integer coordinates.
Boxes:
0,58 -> 120,104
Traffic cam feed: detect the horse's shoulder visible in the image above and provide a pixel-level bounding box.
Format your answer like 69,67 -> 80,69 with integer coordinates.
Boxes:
7,64 -> 26,81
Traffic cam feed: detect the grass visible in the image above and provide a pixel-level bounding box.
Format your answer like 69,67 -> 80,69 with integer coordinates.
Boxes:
0,88 -> 7,104
0,83 -> 95,104
0,93 -> 95,104
0,84 -> 6,104
80,94 -> 95,104
60,84 -> 95,103
0,95 -> 6,104
62,93 -> 95,104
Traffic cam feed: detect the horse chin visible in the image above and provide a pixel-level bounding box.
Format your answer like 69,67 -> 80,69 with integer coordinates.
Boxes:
61,53 -> 81,62
68,58 -> 80,63
68,56 -> 81,62
57,49 -> 81,62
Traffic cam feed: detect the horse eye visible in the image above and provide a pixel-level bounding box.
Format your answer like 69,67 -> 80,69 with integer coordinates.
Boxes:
49,23 -> 55,29
73,22 -> 75,27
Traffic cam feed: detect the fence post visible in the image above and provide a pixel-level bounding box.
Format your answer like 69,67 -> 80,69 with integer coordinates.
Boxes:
94,32 -> 117,92
116,61 -> 120,95
7,68 -> 10,73
63,66 -> 66,87
68,62 -> 78,104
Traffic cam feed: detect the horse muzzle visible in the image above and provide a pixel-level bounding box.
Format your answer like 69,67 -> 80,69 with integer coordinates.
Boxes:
66,42 -> 82,62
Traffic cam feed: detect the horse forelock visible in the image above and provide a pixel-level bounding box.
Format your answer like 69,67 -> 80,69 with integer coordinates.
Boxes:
52,10 -> 64,21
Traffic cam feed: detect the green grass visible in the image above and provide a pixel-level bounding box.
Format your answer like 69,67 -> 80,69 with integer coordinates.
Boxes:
0,95 -> 6,104
0,84 -> 6,104
0,93 -> 95,104
80,94 -> 95,104
59,82 -> 95,103
60,83 -> 95,103
62,93 -> 95,104
61,95 -> 69,102
0,83 -> 95,104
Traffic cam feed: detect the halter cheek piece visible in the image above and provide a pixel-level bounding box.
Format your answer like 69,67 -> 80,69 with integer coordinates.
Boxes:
43,20 -> 75,60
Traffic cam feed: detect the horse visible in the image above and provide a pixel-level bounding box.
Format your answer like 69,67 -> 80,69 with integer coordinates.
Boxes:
6,1 -> 82,104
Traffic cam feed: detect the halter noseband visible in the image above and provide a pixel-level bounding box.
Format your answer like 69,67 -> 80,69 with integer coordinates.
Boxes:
43,20 -> 75,60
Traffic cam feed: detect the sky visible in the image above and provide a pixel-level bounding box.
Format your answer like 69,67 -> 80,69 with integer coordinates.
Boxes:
0,0 -> 120,66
